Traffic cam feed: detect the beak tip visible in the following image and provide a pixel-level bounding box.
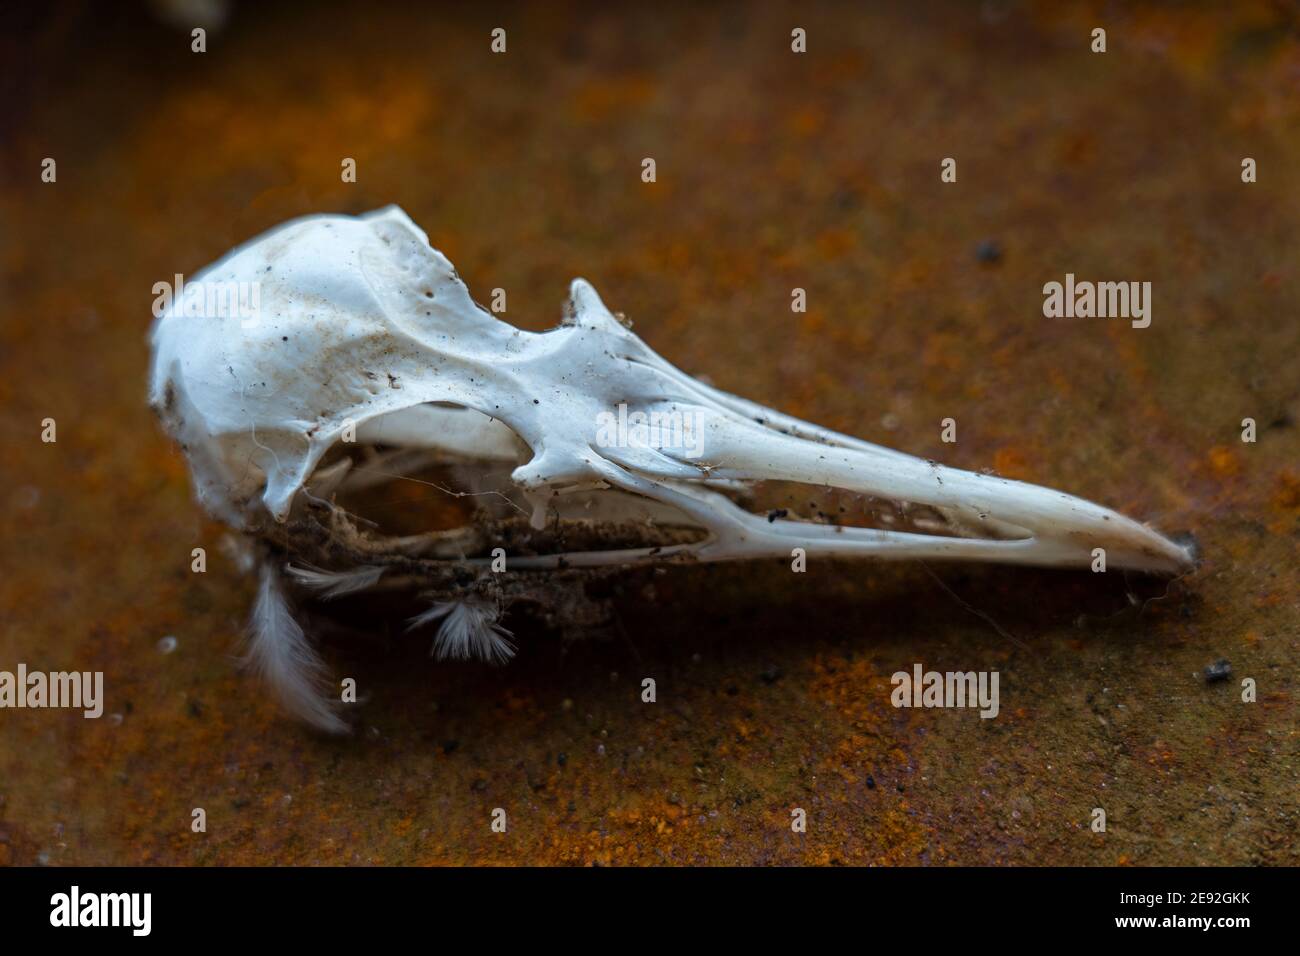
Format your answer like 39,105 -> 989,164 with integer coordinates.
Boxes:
1168,530 -> 1200,560
1166,530 -> 1201,572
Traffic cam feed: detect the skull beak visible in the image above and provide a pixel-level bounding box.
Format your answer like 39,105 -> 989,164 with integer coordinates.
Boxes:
492,378 -> 1193,576
685,414 -> 1195,574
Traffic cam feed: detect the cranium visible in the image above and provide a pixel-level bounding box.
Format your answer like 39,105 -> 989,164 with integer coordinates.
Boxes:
149,205 -> 1194,731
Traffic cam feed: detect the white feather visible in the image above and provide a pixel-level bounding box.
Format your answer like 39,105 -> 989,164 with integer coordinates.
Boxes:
408,598 -> 515,664
285,563 -> 383,598
246,564 -> 348,733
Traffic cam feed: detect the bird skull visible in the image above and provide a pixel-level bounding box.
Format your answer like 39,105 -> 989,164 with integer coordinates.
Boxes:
149,205 -> 1194,730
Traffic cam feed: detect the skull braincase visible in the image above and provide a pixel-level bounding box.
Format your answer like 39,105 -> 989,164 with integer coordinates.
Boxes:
150,206 -> 530,524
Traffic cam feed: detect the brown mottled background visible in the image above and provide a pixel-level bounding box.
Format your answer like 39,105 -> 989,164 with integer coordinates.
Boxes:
0,0 -> 1297,866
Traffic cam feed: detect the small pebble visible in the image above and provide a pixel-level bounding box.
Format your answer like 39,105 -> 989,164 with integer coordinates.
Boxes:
1203,658 -> 1232,683
975,239 -> 1003,264
157,635 -> 178,654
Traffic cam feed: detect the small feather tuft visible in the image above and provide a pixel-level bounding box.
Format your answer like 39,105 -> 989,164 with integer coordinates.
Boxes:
285,563 -> 383,598
245,563 -> 349,733
408,598 -> 515,665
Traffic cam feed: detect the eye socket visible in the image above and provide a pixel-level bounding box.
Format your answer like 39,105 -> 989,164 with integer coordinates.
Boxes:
331,451 -> 483,536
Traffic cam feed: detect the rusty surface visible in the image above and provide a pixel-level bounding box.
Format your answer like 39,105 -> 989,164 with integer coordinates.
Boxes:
0,0 -> 1297,865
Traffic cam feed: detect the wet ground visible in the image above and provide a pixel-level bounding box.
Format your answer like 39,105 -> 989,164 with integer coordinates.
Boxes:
1,0 -> 1297,865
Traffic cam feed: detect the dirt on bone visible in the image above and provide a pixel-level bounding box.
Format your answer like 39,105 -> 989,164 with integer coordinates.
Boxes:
259,544 -> 632,650
256,493 -> 704,596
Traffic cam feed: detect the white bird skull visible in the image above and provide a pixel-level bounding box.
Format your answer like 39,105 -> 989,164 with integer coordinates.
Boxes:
149,205 -> 1194,729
